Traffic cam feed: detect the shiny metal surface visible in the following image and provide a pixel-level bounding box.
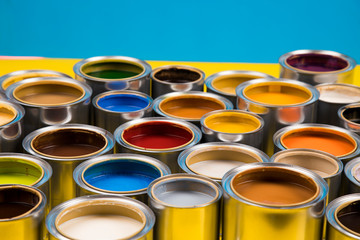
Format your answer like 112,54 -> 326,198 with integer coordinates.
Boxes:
339,103 -> 360,136
344,157 -> 360,194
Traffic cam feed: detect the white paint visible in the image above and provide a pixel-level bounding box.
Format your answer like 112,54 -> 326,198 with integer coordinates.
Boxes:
189,160 -> 245,179
157,191 -> 214,207
58,214 -> 143,240
318,86 -> 360,104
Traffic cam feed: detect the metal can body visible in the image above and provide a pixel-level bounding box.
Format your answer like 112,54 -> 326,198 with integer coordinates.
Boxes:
344,158 -> 360,194
279,49 -> 356,85
339,103 -> 360,136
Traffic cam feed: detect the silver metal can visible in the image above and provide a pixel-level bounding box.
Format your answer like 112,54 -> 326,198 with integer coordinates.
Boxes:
339,103 -> 360,135
344,157 -> 360,194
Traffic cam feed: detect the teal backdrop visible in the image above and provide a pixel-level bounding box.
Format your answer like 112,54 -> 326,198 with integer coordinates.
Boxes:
1,0 -> 359,63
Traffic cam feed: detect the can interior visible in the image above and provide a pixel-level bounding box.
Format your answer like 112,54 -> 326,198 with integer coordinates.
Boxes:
231,166 -> 319,206
96,93 -> 150,112
211,73 -> 265,95
243,82 -> 312,106
55,200 -> 146,240
335,200 -> 360,237
286,53 -> 349,72
80,59 -> 144,80
151,176 -> 219,207
0,185 -> 41,219
342,105 -> 360,125
153,67 -> 202,83
13,80 -> 85,106
31,128 -> 108,158
317,85 -> 360,104
2,72 -> 60,90
280,127 -> 357,157
82,159 -> 162,193
159,95 -> 226,120
0,158 -> 44,186
185,146 -> 263,180
0,103 -> 17,126
273,150 -> 339,178
204,111 -> 261,134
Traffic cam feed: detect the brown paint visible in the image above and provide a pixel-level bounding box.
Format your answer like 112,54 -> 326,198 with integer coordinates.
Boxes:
0,103 -> 17,126
336,200 -> 360,236
2,72 -> 60,90
153,67 -> 202,83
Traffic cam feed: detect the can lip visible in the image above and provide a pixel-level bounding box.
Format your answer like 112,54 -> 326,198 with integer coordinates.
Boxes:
205,70 -> 275,97
74,153 -> 171,195
74,56 -> 152,82
222,162 -> 328,209
344,157 -> 360,187
316,83 -> 360,104
279,49 -> 356,74
338,103 -> 360,128
147,173 -> 223,208
0,99 -> 24,129
151,65 -> 205,85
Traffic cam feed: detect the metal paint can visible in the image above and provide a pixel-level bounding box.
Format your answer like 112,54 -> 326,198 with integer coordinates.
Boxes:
73,56 -> 152,96
339,103 -> 360,135
151,65 -> 205,98
74,153 -> 171,203
6,77 -> 92,135
236,78 -> 319,155
46,195 -> 154,240
23,124 -> 114,207
222,162 -> 328,240
205,70 -> 275,105
0,184 -> 47,240
92,90 -> 153,134
344,158 -> 360,194
200,110 -> 264,149
115,117 -> 201,172
148,174 -> 222,240
279,49 -> 356,85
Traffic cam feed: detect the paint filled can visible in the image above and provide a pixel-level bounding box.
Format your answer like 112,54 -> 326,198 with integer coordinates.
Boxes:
46,195 -> 154,240
115,117 -> 201,172
316,83 -> 360,126
339,103 -> 360,135
274,123 -> 360,164
151,65 -> 205,98
0,184 -> 47,240
0,99 -> 25,152
279,49 -> 356,85
153,91 -> 233,127
326,194 -> 360,240
178,142 -> 270,182
6,77 -> 92,135
222,162 -> 328,240
0,69 -> 70,94
200,110 -> 264,149
74,56 -> 152,96
344,158 -> 360,194
205,70 -> 275,105
23,124 -> 114,207
74,153 -> 171,203
236,78 -> 319,155
148,174 -> 222,240
92,90 -> 153,133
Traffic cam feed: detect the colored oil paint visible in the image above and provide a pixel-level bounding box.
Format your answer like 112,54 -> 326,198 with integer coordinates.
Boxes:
212,75 -> 263,95
156,191 -> 214,207
97,93 -> 150,112
86,70 -> 139,79
189,160 -> 245,179
3,73 -> 60,90
317,85 -> 360,104
0,159 -> 43,185
0,103 -> 16,126
337,201 -> 360,235
154,68 -> 201,83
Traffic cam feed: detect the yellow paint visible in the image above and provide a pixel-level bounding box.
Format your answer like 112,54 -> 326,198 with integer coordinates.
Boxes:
0,103 -> 16,126
2,72 -> 60,90
211,74 -> 266,95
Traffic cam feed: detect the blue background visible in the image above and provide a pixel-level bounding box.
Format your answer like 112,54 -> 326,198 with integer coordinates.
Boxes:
1,0 -> 359,63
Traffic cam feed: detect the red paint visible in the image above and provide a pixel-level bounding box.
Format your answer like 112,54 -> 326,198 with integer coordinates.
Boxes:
122,121 -> 193,150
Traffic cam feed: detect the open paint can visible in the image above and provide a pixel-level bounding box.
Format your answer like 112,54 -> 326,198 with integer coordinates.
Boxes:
74,153 -> 171,203
46,195 -> 155,240
151,65 -> 205,98
339,103 -> 360,135
74,56 -> 152,96
279,49 -> 356,85
148,174 -> 222,240
23,124 -> 114,207
344,158 -> 360,194
222,162 -> 328,240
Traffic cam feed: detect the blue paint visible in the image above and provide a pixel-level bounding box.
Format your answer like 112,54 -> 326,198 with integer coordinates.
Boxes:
83,159 -> 161,192
97,93 -> 150,112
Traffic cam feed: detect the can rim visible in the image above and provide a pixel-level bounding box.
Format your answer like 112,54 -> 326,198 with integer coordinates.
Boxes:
151,65 -> 205,85
0,99 -> 25,129
316,83 -> 360,104
338,103 -> 360,128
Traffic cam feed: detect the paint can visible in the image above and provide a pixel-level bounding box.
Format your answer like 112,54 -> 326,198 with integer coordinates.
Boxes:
0,99 -> 25,152
205,70 -> 275,105
200,110 -> 264,149
0,184 -> 47,240
46,195 -> 154,240
115,117 -> 201,172
151,65 -> 205,98
339,103 -> 360,135
92,90 -> 153,133
344,158 -> 360,194
153,91 -> 233,127
148,174 -> 222,240
274,123 -> 360,164
236,78 -> 319,155
6,77 -> 92,135
326,194 -> 360,240
0,69 -> 70,94
279,49 -> 356,85
222,162 -> 328,240
74,56 -> 152,96
23,124 -> 114,207
74,153 -> 171,203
